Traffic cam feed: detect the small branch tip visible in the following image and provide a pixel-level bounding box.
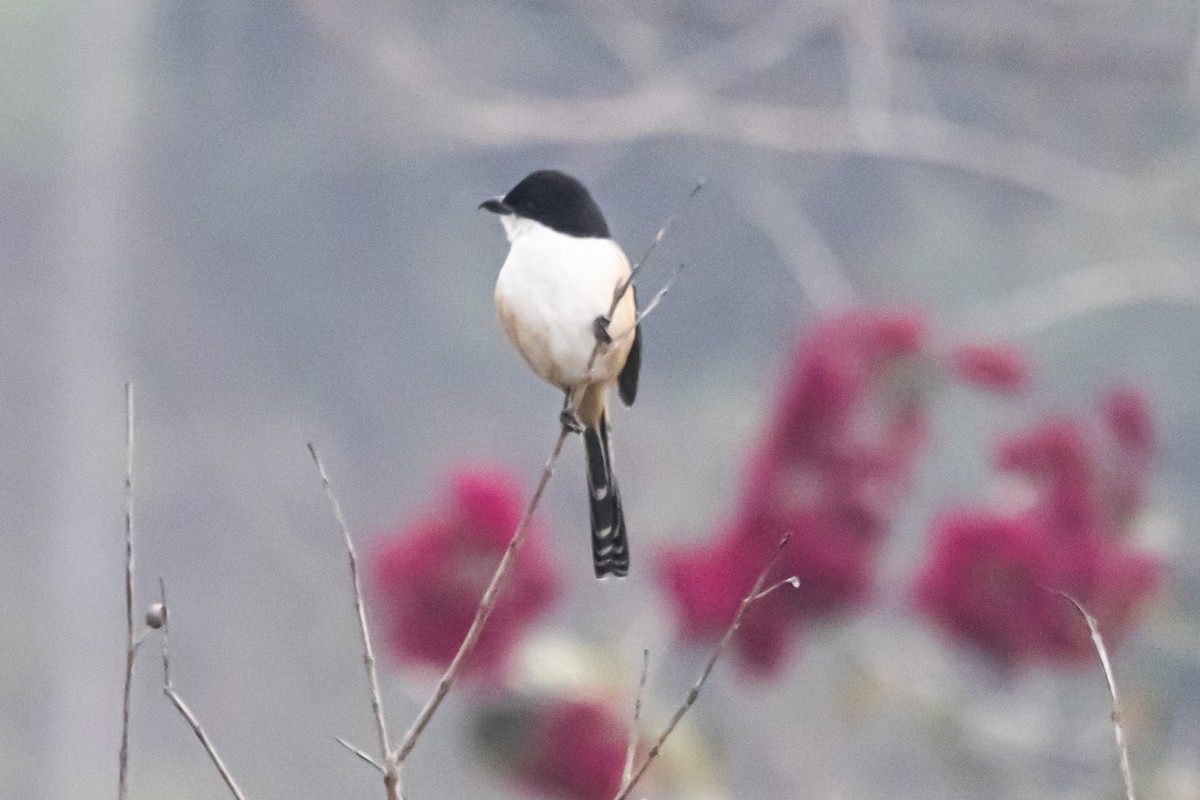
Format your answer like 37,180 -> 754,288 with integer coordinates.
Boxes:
336,737 -> 385,773
1059,592 -> 1138,800
613,533 -> 790,800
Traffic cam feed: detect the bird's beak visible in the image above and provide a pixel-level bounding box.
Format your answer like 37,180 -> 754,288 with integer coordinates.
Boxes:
479,197 -> 512,215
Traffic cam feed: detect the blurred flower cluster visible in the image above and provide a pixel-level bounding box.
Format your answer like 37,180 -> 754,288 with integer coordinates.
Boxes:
915,387 -> 1162,665
657,308 -> 1160,676
659,310 -> 936,674
369,469 -> 632,799
473,694 -> 630,800
369,469 -> 560,679
366,309 -> 1165,800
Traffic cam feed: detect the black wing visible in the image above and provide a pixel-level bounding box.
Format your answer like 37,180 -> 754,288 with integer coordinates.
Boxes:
618,321 -> 641,406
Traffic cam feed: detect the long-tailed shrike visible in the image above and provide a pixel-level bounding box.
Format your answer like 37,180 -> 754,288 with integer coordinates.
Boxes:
481,170 -> 640,578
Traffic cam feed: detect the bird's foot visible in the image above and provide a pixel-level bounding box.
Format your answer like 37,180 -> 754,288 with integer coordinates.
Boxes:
592,315 -> 613,346
559,408 -> 585,434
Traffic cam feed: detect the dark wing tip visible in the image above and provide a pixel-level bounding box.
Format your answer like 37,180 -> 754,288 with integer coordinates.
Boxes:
618,324 -> 642,406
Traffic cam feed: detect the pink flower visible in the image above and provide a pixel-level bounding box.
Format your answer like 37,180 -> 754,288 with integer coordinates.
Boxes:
369,469 -> 560,680
916,512 -> 1074,665
1104,385 -> 1154,457
950,343 -> 1031,394
914,392 -> 1163,667
657,519 -> 796,675
1067,542 -> 1161,653
658,521 -> 756,643
660,310 -> 934,675
996,418 -> 1097,538
474,695 -> 628,800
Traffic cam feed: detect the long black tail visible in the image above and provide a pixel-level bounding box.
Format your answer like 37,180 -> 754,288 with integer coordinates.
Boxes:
583,413 -> 629,578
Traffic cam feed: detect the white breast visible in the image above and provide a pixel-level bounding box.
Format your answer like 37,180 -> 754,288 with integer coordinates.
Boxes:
494,218 -> 633,390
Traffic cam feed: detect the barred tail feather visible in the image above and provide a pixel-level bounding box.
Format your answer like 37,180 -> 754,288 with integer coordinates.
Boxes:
583,413 -> 629,578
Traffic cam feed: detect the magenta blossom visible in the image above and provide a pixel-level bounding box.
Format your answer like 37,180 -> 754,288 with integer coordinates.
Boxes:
370,468 -> 560,680
915,388 -> 1163,667
474,694 -> 629,800
659,310 -> 935,675
951,343 -> 1031,395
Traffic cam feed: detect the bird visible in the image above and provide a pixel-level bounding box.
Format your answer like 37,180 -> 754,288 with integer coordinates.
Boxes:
481,170 -> 641,578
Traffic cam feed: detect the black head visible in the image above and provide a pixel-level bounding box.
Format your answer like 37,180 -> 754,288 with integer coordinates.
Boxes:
480,170 -> 610,238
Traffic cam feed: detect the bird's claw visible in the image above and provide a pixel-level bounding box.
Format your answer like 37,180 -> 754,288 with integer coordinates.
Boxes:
592,315 -> 613,346
559,408 -> 585,434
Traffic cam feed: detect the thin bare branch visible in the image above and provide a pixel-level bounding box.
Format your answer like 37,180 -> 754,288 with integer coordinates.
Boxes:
159,580 -> 248,800
614,534 -> 793,800
615,180 -> 704,305
158,579 -> 169,684
393,426 -> 572,763
307,443 -> 399,800
634,263 -> 685,326
588,185 -> 699,388
162,689 -> 249,800
622,649 -> 651,786
336,737 -> 384,773
1060,593 -> 1138,800
117,383 -> 136,800
750,575 -> 800,603
609,262 -> 686,345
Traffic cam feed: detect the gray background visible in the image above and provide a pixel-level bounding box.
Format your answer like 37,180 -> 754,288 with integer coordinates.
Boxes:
3,0 -> 1199,798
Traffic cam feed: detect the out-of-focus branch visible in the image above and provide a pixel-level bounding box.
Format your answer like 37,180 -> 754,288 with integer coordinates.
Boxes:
308,444 -> 399,800
117,383 -> 135,800
900,1 -> 1190,82
294,0 -> 1160,216
622,649 -> 650,787
570,0 -> 663,79
726,166 -> 856,311
662,1 -> 827,93
839,0 -> 895,143
460,100 -> 1149,216
1060,593 -> 1138,800
950,261 -> 1200,340
159,580 -> 248,800
613,534 -> 794,800
1189,10 -> 1200,98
